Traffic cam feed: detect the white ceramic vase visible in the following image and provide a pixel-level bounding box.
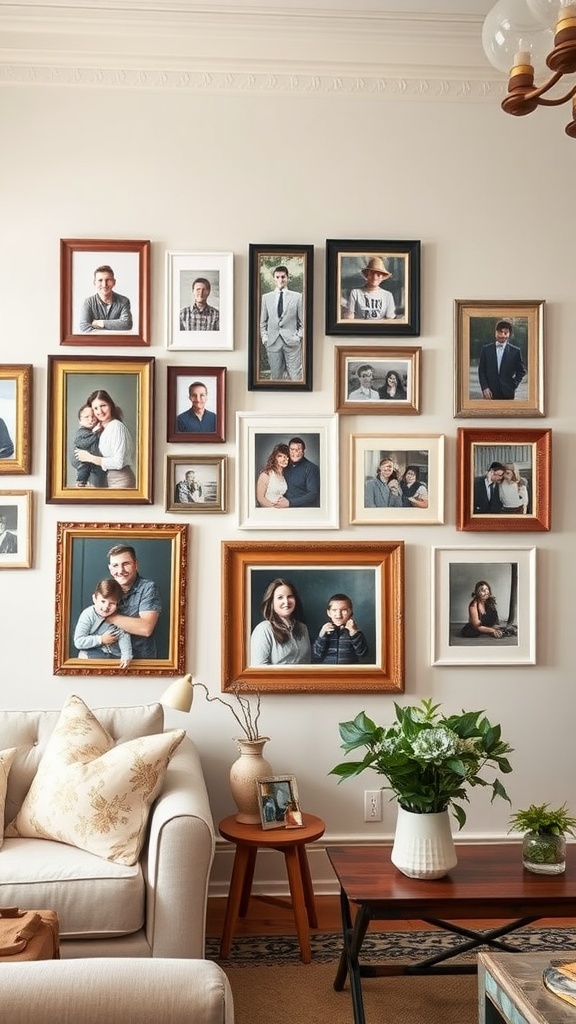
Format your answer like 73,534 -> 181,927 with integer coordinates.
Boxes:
391,806 -> 458,880
229,737 -> 272,824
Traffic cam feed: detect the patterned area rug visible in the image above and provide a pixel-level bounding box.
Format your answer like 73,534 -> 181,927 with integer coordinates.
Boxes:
207,927 -> 576,967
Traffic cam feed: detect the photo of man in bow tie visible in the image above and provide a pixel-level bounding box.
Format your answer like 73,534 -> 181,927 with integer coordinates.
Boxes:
478,318 -> 527,401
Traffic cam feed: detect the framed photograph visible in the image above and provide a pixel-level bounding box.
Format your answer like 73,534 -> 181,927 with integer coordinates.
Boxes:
165,454 -> 227,513
221,540 -> 405,693
60,238 -> 150,346
236,413 -> 338,530
54,522 -> 187,676
0,364 -> 32,475
165,251 -> 233,352
247,244 -> 313,391
166,366 -> 226,444
454,299 -> 545,417
257,775 -> 302,830
325,239 -> 421,337
351,434 -> 444,525
335,346 -> 421,415
457,427 -> 551,532
46,355 -> 154,505
431,546 -> 536,666
0,491 -> 32,569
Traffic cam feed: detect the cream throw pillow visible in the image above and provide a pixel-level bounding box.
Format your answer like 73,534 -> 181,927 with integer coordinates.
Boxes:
0,747 -> 17,850
6,695 -> 185,865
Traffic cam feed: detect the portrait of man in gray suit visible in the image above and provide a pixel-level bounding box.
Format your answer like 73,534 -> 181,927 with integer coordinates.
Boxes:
259,265 -> 303,382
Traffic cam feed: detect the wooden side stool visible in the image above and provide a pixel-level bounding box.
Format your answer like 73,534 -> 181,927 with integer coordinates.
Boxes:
218,812 -> 325,963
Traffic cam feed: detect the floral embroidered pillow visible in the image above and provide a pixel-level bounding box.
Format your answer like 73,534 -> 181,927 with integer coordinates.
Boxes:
6,695 -> 184,865
0,747 -> 18,850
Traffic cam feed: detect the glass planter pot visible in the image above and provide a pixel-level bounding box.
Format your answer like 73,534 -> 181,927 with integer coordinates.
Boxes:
522,831 -> 566,874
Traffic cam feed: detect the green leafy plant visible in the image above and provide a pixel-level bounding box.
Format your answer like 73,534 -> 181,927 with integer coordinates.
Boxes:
509,802 -> 576,837
330,698 -> 513,829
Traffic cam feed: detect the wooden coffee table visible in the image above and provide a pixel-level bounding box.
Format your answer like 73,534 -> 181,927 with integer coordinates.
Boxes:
479,951 -> 576,1024
327,843 -> 576,1024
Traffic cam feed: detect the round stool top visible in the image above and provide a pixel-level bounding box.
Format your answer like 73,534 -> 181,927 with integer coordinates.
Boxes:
219,812 -> 325,847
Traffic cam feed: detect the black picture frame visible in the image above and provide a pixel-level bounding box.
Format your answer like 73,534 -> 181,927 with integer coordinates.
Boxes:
325,239 -> 421,337
248,244 -> 314,392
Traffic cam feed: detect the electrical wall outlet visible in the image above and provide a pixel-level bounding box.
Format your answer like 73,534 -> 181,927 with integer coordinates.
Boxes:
364,789 -> 382,822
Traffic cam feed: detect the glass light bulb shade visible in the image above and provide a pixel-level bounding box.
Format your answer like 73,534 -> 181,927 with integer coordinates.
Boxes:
527,0 -> 573,28
483,0 -> 554,74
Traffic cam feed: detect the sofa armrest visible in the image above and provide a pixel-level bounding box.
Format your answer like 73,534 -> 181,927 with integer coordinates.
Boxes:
0,959 -> 233,1024
142,735 -> 215,958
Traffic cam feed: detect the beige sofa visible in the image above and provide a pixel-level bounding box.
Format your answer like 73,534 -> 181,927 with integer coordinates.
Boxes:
0,958 -> 233,1023
0,702 -> 215,959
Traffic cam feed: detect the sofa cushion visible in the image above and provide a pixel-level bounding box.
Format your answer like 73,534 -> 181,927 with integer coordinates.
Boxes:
0,837 -> 144,938
6,695 -> 185,866
0,748 -> 17,850
1,702 -> 165,828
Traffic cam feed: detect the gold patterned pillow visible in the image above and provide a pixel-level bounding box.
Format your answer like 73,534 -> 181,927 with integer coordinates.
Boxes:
6,695 -> 184,865
0,747 -> 17,850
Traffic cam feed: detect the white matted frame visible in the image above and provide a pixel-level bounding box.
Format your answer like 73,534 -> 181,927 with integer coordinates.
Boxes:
351,434 -> 444,525
0,490 -> 32,569
166,251 -> 233,351
237,413 -> 339,530
431,546 -> 536,666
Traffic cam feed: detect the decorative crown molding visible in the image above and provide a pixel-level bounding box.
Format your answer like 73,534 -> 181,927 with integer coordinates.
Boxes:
0,3 -> 505,99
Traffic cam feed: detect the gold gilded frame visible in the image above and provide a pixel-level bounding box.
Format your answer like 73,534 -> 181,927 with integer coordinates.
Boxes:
54,522 -> 187,676
46,355 -> 154,504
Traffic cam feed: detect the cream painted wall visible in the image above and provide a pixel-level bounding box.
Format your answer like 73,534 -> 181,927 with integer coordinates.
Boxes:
1,6 -> 575,893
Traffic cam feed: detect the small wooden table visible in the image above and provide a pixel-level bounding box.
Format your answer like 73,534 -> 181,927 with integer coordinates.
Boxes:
218,812 -> 325,963
327,843 -> 576,1024
479,951 -> 576,1024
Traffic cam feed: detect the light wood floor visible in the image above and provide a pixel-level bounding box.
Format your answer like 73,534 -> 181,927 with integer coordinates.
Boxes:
206,894 -> 566,938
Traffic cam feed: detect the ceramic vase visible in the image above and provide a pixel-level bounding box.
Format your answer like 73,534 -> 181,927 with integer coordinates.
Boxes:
522,831 -> 566,874
229,737 -> 272,824
391,805 -> 458,880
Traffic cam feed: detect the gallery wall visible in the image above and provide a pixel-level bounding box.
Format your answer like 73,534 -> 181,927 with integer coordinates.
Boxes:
1,4 -> 575,894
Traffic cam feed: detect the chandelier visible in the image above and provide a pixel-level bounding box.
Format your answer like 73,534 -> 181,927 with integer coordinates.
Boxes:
482,0 -> 576,136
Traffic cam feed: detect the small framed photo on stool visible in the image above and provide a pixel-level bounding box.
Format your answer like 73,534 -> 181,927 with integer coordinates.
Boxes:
257,775 -> 303,830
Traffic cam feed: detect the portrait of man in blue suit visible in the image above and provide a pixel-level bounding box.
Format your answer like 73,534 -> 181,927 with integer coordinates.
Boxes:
478,318 -> 526,401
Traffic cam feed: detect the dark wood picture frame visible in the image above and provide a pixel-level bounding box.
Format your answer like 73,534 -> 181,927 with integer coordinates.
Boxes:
325,239 -> 421,337
454,299 -> 545,417
166,365 -> 226,444
54,522 -> 187,676
60,238 -> 150,346
46,355 -> 154,505
457,426 -> 552,532
248,243 -> 314,392
0,364 -> 32,475
221,540 -> 405,694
